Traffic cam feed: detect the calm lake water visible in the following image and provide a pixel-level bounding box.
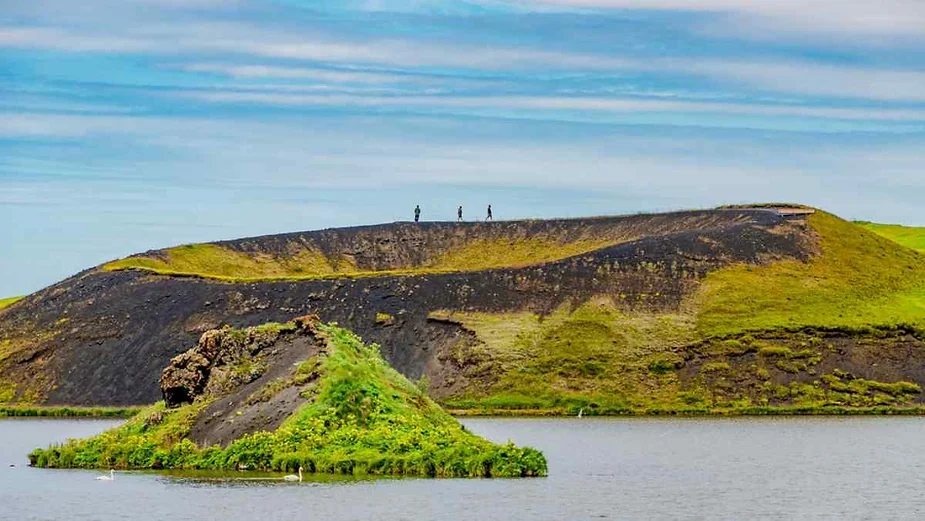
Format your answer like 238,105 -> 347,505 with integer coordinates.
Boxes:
2,416 -> 925,520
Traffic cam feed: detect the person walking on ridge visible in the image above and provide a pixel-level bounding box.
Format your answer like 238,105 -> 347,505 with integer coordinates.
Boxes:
414,205 -> 421,223
486,204 -> 493,221
457,205 -> 463,222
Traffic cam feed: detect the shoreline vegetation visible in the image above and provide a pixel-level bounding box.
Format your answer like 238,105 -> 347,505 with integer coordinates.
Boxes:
28,322 -> 547,478
7,403 -> 925,419
447,405 -> 925,417
0,406 -> 144,418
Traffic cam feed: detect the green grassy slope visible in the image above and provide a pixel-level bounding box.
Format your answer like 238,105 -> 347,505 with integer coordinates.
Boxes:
103,243 -> 359,280
29,323 -> 546,477
857,222 -> 925,253
0,297 -> 23,310
697,212 -> 925,336
442,212 -> 925,415
102,237 -> 624,281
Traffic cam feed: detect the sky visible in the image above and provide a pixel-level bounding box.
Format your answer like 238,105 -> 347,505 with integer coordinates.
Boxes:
2,0 -> 925,296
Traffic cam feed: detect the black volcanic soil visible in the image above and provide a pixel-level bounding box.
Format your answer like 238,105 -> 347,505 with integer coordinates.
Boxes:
0,209 -> 814,405
679,328 -> 925,406
187,333 -> 324,448
208,209 -> 771,272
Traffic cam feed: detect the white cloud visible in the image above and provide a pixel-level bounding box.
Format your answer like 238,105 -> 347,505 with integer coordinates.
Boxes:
0,23 -> 638,70
508,0 -> 925,37
5,20 -> 925,105
688,60 -> 925,102
178,63 -> 412,83
0,27 -> 155,53
177,91 -> 925,122
4,109 -> 922,190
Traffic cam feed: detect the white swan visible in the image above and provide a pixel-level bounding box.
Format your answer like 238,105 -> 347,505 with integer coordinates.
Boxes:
95,469 -> 115,481
283,466 -> 303,482
577,408 -> 583,418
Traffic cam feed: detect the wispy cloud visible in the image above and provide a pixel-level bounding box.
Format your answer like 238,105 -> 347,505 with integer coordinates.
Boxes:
688,60 -> 925,102
503,0 -> 925,38
5,21 -> 925,105
177,63 -> 416,83
3,0 -> 925,296
176,91 -> 925,123
0,23 -> 640,71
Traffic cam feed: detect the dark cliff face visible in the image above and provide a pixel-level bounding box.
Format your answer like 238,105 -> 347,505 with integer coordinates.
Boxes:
0,209 -> 812,406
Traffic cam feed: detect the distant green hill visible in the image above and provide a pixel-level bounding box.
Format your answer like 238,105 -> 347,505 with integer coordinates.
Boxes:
444,211 -> 925,414
857,222 -> 925,253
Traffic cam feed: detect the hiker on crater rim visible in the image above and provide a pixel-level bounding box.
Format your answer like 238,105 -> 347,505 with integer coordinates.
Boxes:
486,204 -> 493,221
457,205 -> 463,222
414,205 -> 421,223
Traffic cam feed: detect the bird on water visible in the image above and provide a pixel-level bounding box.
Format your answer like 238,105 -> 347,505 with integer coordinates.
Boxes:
283,466 -> 303,482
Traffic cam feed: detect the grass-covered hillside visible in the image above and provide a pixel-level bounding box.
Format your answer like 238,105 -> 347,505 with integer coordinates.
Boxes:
697,212 -> 925,335
442,211 -> 925,415
0,296 -> 22,310
30,319 -> 546,478
857,222 -> 925,253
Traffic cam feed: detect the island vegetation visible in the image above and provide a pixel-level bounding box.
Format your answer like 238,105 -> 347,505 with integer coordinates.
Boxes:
29,320 -> 546,478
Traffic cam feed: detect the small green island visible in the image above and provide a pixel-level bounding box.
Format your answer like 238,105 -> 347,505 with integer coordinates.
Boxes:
29,317 -> 546,478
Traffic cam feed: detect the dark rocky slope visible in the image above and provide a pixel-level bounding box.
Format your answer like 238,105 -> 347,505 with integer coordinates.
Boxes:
0,208 -> 814,406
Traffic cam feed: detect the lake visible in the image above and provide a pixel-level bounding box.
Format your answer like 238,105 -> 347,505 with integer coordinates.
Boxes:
2,416 -> 925,520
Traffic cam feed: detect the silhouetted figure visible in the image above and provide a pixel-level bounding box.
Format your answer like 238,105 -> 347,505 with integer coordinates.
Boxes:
414,205 -> 421,223
457,205 -> 463,222
486,204 -> 493,221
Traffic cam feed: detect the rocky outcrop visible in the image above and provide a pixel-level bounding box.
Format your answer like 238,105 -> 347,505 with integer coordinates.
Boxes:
160,315 -> 320,407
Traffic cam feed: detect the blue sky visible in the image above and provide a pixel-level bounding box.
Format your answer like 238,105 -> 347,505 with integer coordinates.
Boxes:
2,0 -> 925,296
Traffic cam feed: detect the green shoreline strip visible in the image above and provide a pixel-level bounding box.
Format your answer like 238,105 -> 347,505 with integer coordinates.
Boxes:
7,404 -> 925,419
5,404 -> 925,419
447,405 -> 925,417
0,406 -> 144,418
